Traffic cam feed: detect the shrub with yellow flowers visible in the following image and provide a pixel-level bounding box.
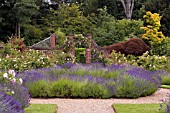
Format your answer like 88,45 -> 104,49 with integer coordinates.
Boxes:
141,11 -> 165,45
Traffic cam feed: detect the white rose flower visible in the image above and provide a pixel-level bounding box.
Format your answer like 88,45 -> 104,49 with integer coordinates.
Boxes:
11,91 -> 15,94
19,78 -> 23,84
11,78 -> 16,83
3,73 -> 8,78
8,70 -> 16,77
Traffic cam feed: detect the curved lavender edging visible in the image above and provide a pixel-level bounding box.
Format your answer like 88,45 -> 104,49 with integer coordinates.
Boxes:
0,91 -> 24,113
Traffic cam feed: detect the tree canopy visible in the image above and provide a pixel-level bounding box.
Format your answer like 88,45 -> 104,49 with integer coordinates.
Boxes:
0,0 -> 169,46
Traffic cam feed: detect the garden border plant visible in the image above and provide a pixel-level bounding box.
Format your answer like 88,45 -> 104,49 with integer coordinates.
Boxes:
18,63 -> 162,99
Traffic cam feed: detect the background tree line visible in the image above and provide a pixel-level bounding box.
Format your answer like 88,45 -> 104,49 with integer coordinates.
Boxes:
0,0 -> 169,46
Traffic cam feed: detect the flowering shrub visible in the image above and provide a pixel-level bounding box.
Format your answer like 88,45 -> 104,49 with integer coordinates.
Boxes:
0,71 -> 30,113
106,50 -> 168,71
9,36 -> 26,52
18,63 -> 161,98
0,49 -> 55,72
52,51 -> 75,65
0,70 -> 23,94
150,37 -> 170,56
137,51 -> 167,70
105,50 -> 129,65
0,69 -> 30,110
0,40 -> 74,72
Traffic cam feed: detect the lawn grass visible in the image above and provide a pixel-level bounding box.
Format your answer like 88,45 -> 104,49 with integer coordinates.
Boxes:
161,85 -> 170,89
24,104 -> 57,113
113,104 -> 166,113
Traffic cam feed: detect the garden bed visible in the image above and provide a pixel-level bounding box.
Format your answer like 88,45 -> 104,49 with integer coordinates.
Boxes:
18,63 -> 163,99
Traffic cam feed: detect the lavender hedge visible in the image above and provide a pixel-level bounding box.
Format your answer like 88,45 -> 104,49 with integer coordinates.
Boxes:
18,63 -> 163,98
0,91 -> 24,113
6,82 -> 30,109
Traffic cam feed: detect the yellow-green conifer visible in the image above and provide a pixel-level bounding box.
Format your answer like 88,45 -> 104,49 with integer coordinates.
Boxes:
141,11 -> 165,45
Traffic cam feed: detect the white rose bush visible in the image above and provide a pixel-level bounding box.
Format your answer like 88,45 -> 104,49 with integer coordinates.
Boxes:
0,69 -> 30,112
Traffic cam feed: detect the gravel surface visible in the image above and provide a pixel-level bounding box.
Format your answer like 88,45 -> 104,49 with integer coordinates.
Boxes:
30,88 -> 170,113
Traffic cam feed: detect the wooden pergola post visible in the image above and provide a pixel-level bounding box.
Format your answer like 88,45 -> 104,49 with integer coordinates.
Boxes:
86,34 -> 92,64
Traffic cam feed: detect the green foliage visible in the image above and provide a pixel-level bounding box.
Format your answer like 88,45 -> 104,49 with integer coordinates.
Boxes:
90,7 -> 144,46
52,50 -> 75,65
114,19 -> 144,41
150,37 -> 170,56
105,50 -> 128,65
31,3 -> 59,38
0,39 -> 74,71
0,49 -> 55,72
164,58 -> 170,72
79,0 -> 99,16
57,4 -> 82,19
137,52 -> 167,70
23,25 -> 43,46
105,50 -> 138,66
97,0 -> 124,19
113,75 -> 157,98
26,80 -> 54,98
140,0 -> 170,37
55,28 -> 66,47
162,75 -> 170,85
91,50 -> 105,63
56,4 -> 94,35
79,81 -> 110,98
12,0 -> 38,24
62,17 -> 94,35
0,0 -> 38,42
89,7 -> 116,46
113,104 -> 166,113
26,79 -> 111,98
161,85 -> 170,89
75,48 -> 85,63
25,104 -> 57,113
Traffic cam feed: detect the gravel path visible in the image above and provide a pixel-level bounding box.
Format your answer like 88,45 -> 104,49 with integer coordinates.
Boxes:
30,88 -> 170,113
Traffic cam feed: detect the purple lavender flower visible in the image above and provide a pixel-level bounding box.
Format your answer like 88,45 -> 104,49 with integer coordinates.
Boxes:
17,69 -> 47,85
125,66 -> 162,86
107,64 -> 126,71
16,63 -> 162,98
0,91 -> 24,113
152,70 -> 169,77
53,64 -> 62,69
6,82 -> 30,109
86,62 -> 105,69
61,62 -> 77,69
